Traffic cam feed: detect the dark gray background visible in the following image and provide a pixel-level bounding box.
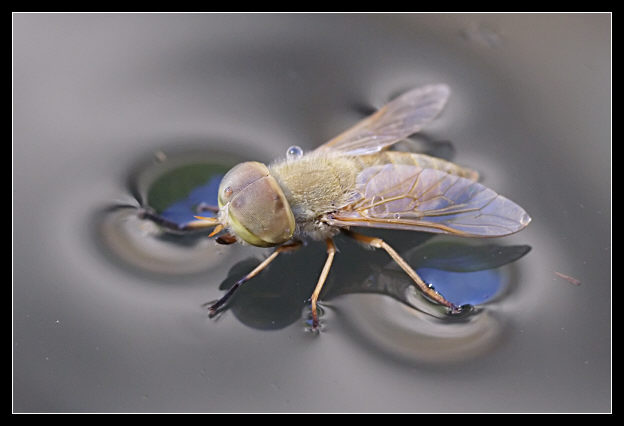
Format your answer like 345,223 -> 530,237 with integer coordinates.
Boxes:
13,13 -> 611,412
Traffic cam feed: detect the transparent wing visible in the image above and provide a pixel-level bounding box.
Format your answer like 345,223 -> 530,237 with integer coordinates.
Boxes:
315,84 -> 451,156
325,164 -> 531,237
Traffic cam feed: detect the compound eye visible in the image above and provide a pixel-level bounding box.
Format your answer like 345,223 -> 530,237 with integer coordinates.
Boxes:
217,162 -> 269,208
226,175 -> 296,247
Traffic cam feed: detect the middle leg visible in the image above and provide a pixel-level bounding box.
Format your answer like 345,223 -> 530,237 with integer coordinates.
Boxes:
206,241 -> 302,317
309,238 -> 337,329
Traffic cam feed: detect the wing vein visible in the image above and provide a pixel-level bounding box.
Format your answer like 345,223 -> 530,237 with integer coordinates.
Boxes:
333,164 -> 530,237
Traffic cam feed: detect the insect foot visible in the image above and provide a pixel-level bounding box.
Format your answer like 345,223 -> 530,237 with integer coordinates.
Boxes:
202,299 -> 227,320
304,302 -> 326,334
447,304 -> 475,318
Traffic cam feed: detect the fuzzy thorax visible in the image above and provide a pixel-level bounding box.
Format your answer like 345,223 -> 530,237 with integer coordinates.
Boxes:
268,153 -> 359,240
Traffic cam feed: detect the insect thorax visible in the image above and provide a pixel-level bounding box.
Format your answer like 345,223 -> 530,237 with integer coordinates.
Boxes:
269,153 -> 359,222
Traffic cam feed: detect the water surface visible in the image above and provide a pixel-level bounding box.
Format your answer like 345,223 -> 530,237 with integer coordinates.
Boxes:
13,13 -> 611,413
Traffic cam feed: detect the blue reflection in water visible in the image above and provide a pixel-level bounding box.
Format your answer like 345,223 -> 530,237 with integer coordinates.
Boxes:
416,267 -> 504,306
158,175 -> 222,227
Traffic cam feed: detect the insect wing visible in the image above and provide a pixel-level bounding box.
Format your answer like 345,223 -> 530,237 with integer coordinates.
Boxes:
326,164 -> 531,237
315,84 -> 450,156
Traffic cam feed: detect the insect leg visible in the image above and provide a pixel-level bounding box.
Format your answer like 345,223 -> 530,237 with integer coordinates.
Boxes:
342,230 -> 460,312
138,208 -> 221,233
309,238 -> 337,329
206,241 -> 302,317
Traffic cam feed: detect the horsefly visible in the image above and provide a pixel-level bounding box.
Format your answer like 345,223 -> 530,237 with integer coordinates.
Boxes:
151,84 -> 531,329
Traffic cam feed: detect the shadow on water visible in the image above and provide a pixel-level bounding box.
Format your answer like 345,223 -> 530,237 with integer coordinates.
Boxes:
203,229 -> 531,365
211,231 -> 531,332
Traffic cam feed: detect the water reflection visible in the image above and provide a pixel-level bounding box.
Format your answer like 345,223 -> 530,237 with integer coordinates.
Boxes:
97,147 -> 243,276
212,236 -> 530,328
417,268 -> 503,306
97,207 -> 224,276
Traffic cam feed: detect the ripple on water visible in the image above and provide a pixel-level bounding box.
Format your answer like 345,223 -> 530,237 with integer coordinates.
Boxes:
331,240 -> 529,364
97,148 -> 241,276
339,290 -> 508,365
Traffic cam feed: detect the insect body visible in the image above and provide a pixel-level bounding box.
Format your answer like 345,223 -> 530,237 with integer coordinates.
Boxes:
177,84 -> 530,329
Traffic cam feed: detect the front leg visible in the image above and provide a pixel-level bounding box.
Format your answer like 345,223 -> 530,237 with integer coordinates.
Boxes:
206,241 -> 302,317
138,207 -> 221,233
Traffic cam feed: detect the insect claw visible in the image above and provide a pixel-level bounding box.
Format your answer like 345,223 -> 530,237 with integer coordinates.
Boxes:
202,300 -> 225,319
209,309 -> 226,322
201,300 -> 216,309
305,317 -> 323,334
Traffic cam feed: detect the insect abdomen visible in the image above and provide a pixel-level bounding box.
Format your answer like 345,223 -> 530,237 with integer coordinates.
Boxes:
356,151 -> 479,181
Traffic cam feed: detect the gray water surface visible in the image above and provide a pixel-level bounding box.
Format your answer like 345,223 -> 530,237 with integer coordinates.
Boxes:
13,13 -> 611,412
